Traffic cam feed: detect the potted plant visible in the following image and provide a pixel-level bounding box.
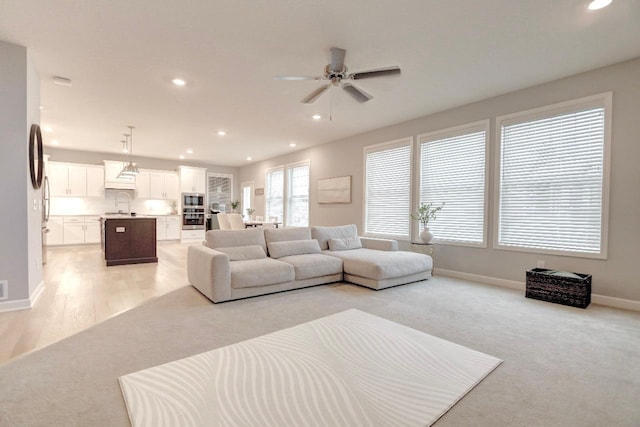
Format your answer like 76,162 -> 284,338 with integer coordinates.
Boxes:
411,202 -> 444,243
246,208 -> 255,220
231,200 -> 240,213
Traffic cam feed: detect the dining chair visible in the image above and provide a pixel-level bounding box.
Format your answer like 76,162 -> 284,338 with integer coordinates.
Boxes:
228,213 -> 245,230
217,213 -> 231,230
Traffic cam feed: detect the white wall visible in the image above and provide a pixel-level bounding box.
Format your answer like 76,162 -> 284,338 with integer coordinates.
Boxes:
239,57 -> 640,302
0,41 -> 42,304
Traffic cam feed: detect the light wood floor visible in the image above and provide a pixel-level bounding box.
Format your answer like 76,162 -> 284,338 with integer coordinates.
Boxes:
0,242 -> 192,365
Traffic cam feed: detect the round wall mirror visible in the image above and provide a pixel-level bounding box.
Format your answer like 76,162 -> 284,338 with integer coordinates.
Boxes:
29,123 -> 44,189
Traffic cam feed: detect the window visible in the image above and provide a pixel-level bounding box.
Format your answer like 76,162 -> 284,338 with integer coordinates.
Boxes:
265,166 -> 284,221
241,181 -> 253,217
265,161 -> 310,225
207,173 -> 232,212
496,93 -> 611,258
418,121 -> 488,246
286,161 -> 310,226
364,138 -> 412,239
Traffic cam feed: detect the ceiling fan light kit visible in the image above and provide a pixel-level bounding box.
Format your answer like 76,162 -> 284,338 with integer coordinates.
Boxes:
275,47 -> 401,105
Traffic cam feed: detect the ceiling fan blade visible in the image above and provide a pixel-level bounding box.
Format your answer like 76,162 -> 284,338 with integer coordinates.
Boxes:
273,75 -> 324,81
342,83 -> 373,103
350,66 -> 401,80
330,47 -> 346,72
302,85 -> 330,103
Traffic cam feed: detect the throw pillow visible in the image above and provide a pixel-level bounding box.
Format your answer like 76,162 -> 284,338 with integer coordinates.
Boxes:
328,236 -> 362,251
216,245 -> 267,261
268,239 -> 321,259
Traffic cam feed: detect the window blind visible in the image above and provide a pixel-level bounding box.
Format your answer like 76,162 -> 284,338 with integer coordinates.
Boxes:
498,106 -> 606,255
265,167 -> 284,221
420,128 -> 486,244
365,141 -> 411,237
286,162 -> 310,226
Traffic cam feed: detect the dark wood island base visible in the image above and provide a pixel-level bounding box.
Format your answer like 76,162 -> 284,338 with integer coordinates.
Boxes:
102,217 -> 158,266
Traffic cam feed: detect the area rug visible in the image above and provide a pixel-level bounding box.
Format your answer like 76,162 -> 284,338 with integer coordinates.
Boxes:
119,308 -> 502,427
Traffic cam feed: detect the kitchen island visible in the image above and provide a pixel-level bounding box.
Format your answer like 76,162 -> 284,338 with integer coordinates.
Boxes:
101,215 -> 157,266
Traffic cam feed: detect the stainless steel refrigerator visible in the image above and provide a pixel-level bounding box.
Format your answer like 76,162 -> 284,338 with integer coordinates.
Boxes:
42,175 -> 50,264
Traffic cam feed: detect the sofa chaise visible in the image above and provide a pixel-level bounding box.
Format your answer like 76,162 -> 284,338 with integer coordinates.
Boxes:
187,224 -> 432,303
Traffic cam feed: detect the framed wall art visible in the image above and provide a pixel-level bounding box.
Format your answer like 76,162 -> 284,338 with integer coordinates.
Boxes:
317,175 -> 351,204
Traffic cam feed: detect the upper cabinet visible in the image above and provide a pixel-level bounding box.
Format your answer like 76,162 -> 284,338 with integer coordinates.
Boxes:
48,162 -> 104,198
179,166 -> 206,194
104,160 -> 136,190
136,170 -> 179,200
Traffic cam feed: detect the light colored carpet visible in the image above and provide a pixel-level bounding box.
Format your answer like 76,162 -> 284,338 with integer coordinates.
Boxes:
1,276 -> 639,426
119,309 -> 502,427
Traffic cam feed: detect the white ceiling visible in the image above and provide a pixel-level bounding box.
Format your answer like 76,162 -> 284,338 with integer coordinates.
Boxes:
1,0 -> 639,167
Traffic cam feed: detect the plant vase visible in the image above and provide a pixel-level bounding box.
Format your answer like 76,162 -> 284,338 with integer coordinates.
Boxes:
420,225 -> 434,243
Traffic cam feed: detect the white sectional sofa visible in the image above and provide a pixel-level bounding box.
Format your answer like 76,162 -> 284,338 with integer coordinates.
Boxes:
187,224 -> 433,303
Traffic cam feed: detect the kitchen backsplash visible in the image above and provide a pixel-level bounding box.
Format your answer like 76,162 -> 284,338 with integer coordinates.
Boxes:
50,190 -> 177,216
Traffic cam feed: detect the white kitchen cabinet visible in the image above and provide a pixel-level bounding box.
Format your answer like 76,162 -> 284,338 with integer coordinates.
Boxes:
48,162 -> 104,198
137,170 -> 179,200
179,166 -> 206,194
156,216 -> 167,240
155,215 -> 181,240
62,216 -> 101,245
48,163 -> 69,197
63,223 -> 86,245
136,171 -> 151,198
166,215 -> 181,240
86,166 -> 105,197
164,174 -> 179,200
46,216 -> 64,246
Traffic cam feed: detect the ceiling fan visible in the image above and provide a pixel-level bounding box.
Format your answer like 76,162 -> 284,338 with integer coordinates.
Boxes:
274,47 -> 401,104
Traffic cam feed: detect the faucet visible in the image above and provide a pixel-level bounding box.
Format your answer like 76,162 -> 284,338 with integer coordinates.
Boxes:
115,192 -> 131,215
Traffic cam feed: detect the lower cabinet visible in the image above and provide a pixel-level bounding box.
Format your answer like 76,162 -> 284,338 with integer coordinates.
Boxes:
47,216 -> 101,245
156,215 -> 181,241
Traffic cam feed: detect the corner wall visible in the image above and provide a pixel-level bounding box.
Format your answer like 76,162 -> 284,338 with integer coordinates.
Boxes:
239,57 -> 640,302
0,41 -> 42,307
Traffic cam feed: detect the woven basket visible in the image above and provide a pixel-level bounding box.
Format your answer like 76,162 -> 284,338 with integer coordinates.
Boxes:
525,268 -> 591,309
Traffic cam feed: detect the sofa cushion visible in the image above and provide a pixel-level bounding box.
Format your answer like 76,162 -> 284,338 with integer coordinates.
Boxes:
268,239 -> 321,259
328,236 -> 362,251
216,245 -> 266,261
264,227 -> 311,244
278,253 -> 343,280
323,248 -> 432,280
206,228 -> 267,252
311,224 -> 358,250
230,258 -> 295,289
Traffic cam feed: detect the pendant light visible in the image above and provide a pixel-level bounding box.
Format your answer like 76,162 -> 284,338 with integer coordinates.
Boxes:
117,125 -> 140,178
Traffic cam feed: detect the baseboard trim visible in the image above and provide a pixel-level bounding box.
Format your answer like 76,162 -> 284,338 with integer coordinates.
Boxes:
435,268 -> 640,312
30,281 -> 45,307
0,281 -> 45,313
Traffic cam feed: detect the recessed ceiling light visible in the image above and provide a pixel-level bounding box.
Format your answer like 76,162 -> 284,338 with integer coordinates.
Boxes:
588,0 -> 612,10
172,78 -> 186,86
42,126 -> 53,132
217,130 -> 227,136
312,114 -> 321,120
51,139 -> 59,146
187,149 -> 193,154
179,155 -> 185,160
246,156 -> 252,161
289,143 -> 297,147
